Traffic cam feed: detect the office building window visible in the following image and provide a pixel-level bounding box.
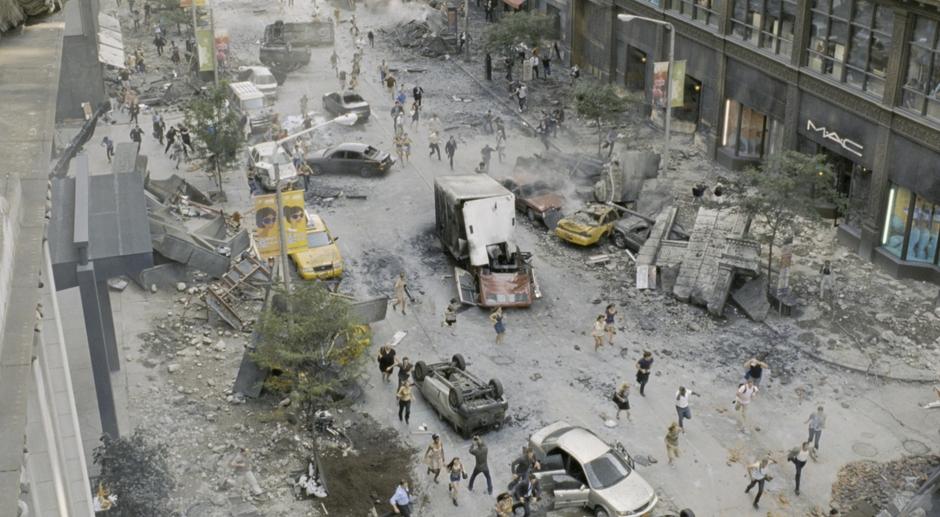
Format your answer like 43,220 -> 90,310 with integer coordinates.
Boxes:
807,0 -> 893,96
721,99 -> 783,158
670,0 -> 719,28
730,0 -> 797,57
901,17 -> 940,123
882,184 -> 940,264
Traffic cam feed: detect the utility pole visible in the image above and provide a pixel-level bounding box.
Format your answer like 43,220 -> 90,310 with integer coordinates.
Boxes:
208,0 -> 218,85
272,163 -> 292,292
464,0 -> 470,61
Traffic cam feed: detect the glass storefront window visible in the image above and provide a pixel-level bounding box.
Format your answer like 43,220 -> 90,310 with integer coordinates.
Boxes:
902,17 -> 940,123
882,185 -> 912,258
806,0 -> 893,97
731,0 -> 796,57
908,199 -> 939,263
721,99 -> 781,159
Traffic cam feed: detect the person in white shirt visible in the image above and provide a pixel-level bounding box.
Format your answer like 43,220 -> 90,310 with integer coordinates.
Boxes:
788,441 -> 812,496
675,386 -> 698,432
745,457 -> 775,509
735,378 -> 759,429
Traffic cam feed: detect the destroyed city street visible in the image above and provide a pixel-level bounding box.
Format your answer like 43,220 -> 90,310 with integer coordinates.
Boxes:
3,0 -> 940,516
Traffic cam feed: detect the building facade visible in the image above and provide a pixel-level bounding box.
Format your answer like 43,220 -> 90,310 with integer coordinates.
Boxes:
535,0 -> 940,282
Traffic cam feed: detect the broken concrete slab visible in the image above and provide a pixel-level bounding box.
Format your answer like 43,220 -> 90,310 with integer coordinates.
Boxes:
731,276 -> 770,322
672,208 -> 760,317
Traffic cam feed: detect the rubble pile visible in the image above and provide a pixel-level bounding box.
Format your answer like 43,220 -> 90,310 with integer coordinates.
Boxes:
830,455 -> 940,513
386,19 -> 454,58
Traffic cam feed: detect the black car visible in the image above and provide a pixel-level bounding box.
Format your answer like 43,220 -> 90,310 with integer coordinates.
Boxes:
610,211 -> 688,252
305,143 -> 395,177
321,91 -> 371,123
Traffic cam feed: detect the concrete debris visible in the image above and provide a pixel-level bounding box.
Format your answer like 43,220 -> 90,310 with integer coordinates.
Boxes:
637,207 -> 761,319
176,282 -> 187,292
204,253 -> 272,331
107,278 -> 129,292
831,456 -> 940,514
730,276 -> 771,322
586,254 -> 610,265
593,151 -> 660,204
387,17 -> 455,58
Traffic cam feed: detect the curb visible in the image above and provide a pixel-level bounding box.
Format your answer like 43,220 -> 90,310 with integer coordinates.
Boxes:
761,319 -> 940,384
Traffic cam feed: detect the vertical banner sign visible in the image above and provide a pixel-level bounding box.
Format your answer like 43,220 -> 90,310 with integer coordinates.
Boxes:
670,60 -> 686,108
254,193 -> 280,258
281,190 -> 308,255
652,62 -> 669,109
253,191 -> 308,259
195,28 -> 216,72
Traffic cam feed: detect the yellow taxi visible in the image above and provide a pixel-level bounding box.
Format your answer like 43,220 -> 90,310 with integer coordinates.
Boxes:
290,211 -> 344,280
553,204 -> 621,246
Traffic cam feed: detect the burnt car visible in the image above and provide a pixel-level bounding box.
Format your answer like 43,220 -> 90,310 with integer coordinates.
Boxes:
610,208 -> 688,252
321,91 -> 371,122
498,176 -> 564,229
413,354 -> 507,438
304,142 -> 395,177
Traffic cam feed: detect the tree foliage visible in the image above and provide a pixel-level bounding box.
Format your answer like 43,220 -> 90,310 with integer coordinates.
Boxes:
483,11 -> 557,54
183,81 -> 244,171
728,150 -> 848,290
153,0 -> 191,35
574,81 -> 633,155
92,428 -> 175,517
252,284 -> 370,406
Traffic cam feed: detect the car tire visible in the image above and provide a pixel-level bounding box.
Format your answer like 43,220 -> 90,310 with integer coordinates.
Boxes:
488,378 -> 504,399
309,167 -> 321,176
359,167 -> 374,178
611,231 -> 628,249
594,507 -> 610,517
452,354 -> 466,371
414,361 -> 427,382
448,387 -> 464,408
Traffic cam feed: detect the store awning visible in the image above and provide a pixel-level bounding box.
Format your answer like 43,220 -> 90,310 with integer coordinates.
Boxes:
502,0 -> 525,8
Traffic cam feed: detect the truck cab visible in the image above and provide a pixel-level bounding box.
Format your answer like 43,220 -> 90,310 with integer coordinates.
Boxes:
434,175 -> 540,307
227,81 -> 272,135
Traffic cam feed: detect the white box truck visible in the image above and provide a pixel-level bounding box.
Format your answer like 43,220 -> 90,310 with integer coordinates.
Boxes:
434,175 -> 540,307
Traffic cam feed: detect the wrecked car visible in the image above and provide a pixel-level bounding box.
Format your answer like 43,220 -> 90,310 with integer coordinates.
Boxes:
289,211 -> 343,280
321,91 -> 371,123
434,175 -> 540,307
529,421 -> 658,517
304,142 -> 395,177
247,141 -> 298,191
498,175 -> 564,229
413,354 -> 507,438
610,207 -> 689,252
554,204 -> 621,246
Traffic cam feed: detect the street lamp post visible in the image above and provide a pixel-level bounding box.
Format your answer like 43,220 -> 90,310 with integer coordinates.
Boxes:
267,113 -> 358,290
617,14 -> 674,173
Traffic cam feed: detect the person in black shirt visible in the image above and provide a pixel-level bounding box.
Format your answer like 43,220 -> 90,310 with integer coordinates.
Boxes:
635,351 -> 654,396
743,357 -> 770,386
377,345 -> 396,383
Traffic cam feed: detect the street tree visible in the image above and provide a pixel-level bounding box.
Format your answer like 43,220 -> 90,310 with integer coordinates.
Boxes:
153,0 -> 191,35
252,283 -> 370,410
573,81 -> 633,155
482,11 -> 557,55
92,429 -> 175,517
183,81 -> 244,192
728,150 -> 848,292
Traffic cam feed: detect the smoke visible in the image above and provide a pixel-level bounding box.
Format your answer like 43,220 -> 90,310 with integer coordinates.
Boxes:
361,0 -> 436,24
